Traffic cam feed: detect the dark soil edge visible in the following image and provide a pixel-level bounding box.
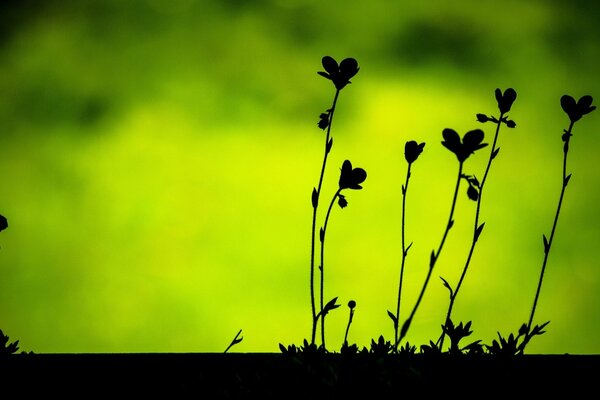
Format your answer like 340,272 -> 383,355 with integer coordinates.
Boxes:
1,353 -> 597,398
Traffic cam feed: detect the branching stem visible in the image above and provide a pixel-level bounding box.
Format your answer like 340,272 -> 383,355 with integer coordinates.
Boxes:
310,89 -> 340,345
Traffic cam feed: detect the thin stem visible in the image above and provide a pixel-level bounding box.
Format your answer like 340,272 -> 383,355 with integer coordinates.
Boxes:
223,329 -> 243,353
399,162 -> 464,343
310,89 -> 340,345
343,307 -> 355,346
439,113 -> 504,349
394,163 -> 412,350
320,187 -> 342,349
526,120 -> 575,334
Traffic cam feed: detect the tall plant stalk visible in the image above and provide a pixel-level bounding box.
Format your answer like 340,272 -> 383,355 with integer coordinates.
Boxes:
526,94 -> 595,338
390,141 -> 425,351
309,56 -> 360,346
310,89 -> 339,345
399,128 -> 487,344
439,88 -> 517,349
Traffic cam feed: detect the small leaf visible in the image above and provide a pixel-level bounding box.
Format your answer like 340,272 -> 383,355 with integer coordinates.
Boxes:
401,184 -> 406,196
429,250 -> 436,268
564,174 -> 572,186
320,297 -> 340,318
467,185 -> 479,201
448,219 -> 454,230
476,113 -> 489,123
312,188 -> 318,208
326,137 -> 333,153
405,242 -> 413,254
492,148 -> 500,160
387,310 -> 398,326
475,223 -> 485,242
543,234 -> 549,254
319,227 -> 324,242
440,276 -> 453,297
399,318 -> 411,340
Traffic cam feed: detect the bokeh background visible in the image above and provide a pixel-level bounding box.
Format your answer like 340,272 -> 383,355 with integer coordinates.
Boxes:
0,0 -> 598,354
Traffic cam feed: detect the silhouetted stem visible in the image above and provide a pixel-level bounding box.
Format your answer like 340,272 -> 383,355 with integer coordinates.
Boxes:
394,163 -> 412,350
526,120 -> 575,339
439,113 -> 504,349
343,307 -> 355,346
310,89 -> 340,345
399,162 -> 464,343
320,188 -> 342,349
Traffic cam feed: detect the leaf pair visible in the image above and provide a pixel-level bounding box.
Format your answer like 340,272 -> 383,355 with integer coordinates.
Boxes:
318,56 -> 360,90
339,160 -> 367,190
561,94 -> 596,123
441,128 -> 488,163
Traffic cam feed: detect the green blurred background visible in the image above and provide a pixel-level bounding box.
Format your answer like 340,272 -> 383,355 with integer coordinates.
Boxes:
0,0 -> 598,354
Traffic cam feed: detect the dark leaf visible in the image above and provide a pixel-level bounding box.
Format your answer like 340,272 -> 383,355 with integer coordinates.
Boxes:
322,56 -> 338,75
543,234 -> 549,254
404,140 -> 425,164
338,194 -> 348,209
448,219 -> 454,230
321,297 -> 340,317
441,128 -> 461,156
339,160 -> 367,190
518,323 -> 529,336
312,188 -> 318,208
577,95 -> 596,116
440,276 -> 453,297
326,137 -> 333,153
318,112 -> 329,130
319,227 -> 324,242
467,185 -> 479,201
492,147 -> 500,160
399,318 -> 411,340
561,94 -> 579,122
476,113 -> 489,123
339,58 -> 360,80
475,223 -> 485,242
463,129 -> 485,149
0,215 -> 7,232
564,174 -> 572,186
387,310 -> 398,326
429,250 -> 436,268
496,88 -> 517,114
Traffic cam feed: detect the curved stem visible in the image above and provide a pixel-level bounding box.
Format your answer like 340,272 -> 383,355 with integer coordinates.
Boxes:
343,307 -> 355,346
526,120 -> 575,335
320,188 -> 342,349
399,162 -> 464,343
439,113 -> 504,348
310,89 -> 340,345
394,163 -> 412,350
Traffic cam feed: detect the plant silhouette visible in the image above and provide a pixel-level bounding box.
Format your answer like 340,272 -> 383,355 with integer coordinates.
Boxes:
308,56 -> 364,349
437,88 -> 517,349
397,128 -> 488,345
388,140 -> 425,352
520,94 -> 595,352
278,55 -> 597,360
